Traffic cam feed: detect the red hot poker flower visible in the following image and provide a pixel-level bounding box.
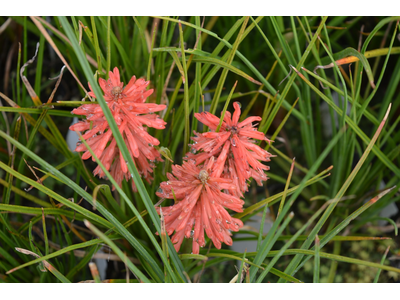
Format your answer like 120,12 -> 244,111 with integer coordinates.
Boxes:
70,67 -> 166,191
187,102 -> 273,197
155,157 -> 244,254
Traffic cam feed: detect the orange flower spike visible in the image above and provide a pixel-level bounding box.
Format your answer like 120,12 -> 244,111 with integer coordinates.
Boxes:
70,67 -> 166,191
188,102 -> 273,197
155,159 -> 244,254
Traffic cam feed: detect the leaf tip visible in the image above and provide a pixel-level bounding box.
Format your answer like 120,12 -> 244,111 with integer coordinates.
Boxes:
83,219 -> 91,228
383,103 -> 392,122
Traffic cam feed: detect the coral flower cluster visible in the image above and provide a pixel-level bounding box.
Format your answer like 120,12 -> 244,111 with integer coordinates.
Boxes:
156,157 -> 244,254
70,67 -> 166,191
71,67 -> 272,254
156,102 -> 272,254
188,102 -> 273,197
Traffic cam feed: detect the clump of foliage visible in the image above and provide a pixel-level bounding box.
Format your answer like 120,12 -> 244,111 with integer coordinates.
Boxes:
0,16 -> 399,283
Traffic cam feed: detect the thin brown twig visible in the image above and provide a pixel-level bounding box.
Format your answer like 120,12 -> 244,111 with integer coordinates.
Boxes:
160,61 -> 175,119
0,91 -> 18,107
33,16 -> 103,72
20,113 -> 29,142
148,20 -> 158,75
367,220 -> 400,233
358,25 -> 365,52
193,16 -> 206,50
78,21 -> 84,45
47,65 -> 66,104
0,18 -> 12,35
381,22 -> 393,48
3,40 -> 16,96
7,248 -> 58,274
30,17 -> 89,95
60,214 -> 87,242
19,42 -> 41,102
278,65 -> 293,87
23,159 -> 42,192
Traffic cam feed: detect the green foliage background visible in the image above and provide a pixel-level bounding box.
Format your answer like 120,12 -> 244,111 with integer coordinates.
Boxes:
0,16 -> 399,283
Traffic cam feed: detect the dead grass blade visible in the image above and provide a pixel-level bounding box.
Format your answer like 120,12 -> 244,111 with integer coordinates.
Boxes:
30,16 -> 88,95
